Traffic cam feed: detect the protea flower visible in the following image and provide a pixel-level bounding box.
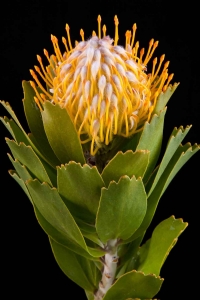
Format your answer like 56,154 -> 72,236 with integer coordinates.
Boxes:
1,15 -> 199,300
30,15 -> 173,158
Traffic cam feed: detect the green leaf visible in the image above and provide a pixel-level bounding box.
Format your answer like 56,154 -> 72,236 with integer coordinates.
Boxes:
0,116 -> 13,138
6,139 -> 52,186
0,100 -> 25,131
26,179 -> 105,257
8,154 -> 32,182
0,118 -> 57,185
101,150 -> 149,187
28,133 -> 57,187
103,270 -> 163,300
75,219 -> 103,247
128,142 -> 199,242
0,100 -> 56,166
153,83 -> 179,114
85,290 -> 94,300
96,176 -> 147,243
0,116 -> 29,145
116,235 -> 144,278
8,170 -> 33,203
57,162 -> 105,223
138,216 -> 188,275
42,102 -> 85,164
50,237 -> 101,291
143,166 -> 159,195
27,179 -> 86,247
155,143 -> 199,196
120,132 -> 143,153
125,239 -> 151,273
34,206 -> 97,260
1,101 -> 56,186
147,125 -> 192,196
136,108 -> 166,182
22,81 -> 60,167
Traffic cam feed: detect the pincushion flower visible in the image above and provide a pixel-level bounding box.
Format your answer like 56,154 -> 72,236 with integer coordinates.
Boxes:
30,15 -> 173,155
1,15 -> 199,300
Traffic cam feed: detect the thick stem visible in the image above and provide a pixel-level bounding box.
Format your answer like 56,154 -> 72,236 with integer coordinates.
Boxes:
94,239 -> 118,300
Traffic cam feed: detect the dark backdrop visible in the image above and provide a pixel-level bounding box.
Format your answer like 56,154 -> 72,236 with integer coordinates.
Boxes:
0,0 -> 199,299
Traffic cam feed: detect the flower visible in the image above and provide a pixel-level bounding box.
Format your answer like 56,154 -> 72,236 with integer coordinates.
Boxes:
30,15 -> 174,155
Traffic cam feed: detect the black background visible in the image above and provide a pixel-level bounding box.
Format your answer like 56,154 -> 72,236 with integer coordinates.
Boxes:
0,0 -> 199,299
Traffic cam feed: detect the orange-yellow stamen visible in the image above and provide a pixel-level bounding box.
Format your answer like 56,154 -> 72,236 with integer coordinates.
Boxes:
80,29 -> 84,41
114,15 -> 119,46
34,97 -> 43,110
133,41 -> 139,58
51,35 -> 63,63
34,65 -> 53,88
30,15 -> 175,155
97,15 -> 101,39
65,24 -> 73,50
163,73 -> 174,92
143,39 -> 154,65
125,30 -> 131,50
30,81 -> 44,106
144,40 -> 159,65
30,70 -> 52,99
103,25 -> 106,37
151,54 -> 165,82
131,23 -> 137,48
37,55 -> 51,80
62,37 -> 69,53
139,48 -> 145,63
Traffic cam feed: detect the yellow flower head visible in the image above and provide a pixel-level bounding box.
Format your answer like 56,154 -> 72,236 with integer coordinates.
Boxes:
30,15 -> 174,155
